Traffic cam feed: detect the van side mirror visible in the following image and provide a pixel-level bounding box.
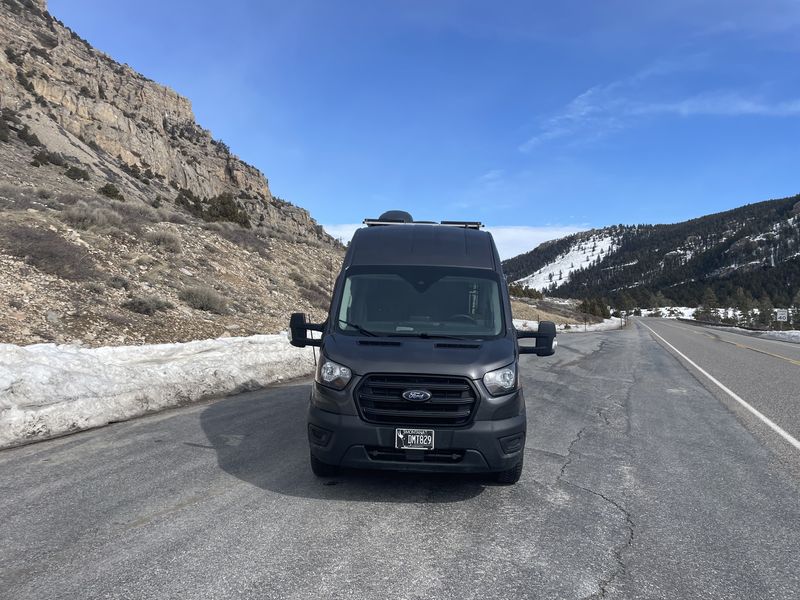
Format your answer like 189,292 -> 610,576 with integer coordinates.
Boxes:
289,312 -> 323,347
517,320 -> 557,356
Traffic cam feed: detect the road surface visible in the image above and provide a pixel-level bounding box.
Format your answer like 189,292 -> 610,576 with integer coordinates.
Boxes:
1,320 -> 798,599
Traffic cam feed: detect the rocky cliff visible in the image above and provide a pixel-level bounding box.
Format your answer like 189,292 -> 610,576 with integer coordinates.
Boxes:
0,0 -> 344,346
0,0 -> 328,241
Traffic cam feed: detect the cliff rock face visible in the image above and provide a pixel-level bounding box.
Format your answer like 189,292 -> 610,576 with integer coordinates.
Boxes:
0,0 -> 344,347
0,0 -> 329,242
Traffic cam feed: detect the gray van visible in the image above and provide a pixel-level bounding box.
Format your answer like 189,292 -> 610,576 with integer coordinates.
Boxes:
290,211 -> 556,484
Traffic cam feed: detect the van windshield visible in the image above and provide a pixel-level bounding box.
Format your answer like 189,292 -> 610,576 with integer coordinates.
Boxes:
335,266 -> 504,338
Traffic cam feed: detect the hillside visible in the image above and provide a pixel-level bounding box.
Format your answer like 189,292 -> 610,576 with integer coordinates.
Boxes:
503,196 -> 800,308
0,0 -> 343,346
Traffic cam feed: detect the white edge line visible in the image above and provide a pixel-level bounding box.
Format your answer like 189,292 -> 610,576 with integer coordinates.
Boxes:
640,320 -> 800,452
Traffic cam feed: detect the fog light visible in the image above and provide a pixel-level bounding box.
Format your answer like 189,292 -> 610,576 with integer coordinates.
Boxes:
499,432 -> 524,454
308,424 -> 332,447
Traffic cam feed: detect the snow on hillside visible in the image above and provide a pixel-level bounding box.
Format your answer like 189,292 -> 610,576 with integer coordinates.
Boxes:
0,334 -> 316,448
515,233 -> 617,291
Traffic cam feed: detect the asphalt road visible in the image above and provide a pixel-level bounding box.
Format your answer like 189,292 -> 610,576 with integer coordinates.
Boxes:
1,322 -> 799,599
638,318 -> 800,469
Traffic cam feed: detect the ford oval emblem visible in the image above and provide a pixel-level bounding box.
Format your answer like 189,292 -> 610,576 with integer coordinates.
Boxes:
402,389 -> 432,402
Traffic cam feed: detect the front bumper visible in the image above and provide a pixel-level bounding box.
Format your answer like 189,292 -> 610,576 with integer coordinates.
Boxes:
307,404 -> 526,474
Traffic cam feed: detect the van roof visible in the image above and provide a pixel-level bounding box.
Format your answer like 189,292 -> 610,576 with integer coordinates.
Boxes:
346,224 -> 499,270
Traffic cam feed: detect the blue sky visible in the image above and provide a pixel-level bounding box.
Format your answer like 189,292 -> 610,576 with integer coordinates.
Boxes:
50,0 -> 800,258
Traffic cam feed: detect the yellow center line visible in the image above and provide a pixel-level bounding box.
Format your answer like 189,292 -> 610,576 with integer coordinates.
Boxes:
716,338 -> 800,366
662,320 -> 800,366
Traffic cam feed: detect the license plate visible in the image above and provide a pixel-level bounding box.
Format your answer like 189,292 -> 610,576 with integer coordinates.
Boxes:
395,428 -> 435,450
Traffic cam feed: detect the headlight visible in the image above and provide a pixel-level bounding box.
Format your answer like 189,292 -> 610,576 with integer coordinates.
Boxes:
483,363 -> 517,396
315,358 -> 352,390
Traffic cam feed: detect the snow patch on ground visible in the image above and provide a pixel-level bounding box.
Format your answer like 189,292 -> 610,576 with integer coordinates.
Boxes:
515,234 -> 617,291
514,317 -> 623,333
0,334 -> 316,448
642,306 -> 697,319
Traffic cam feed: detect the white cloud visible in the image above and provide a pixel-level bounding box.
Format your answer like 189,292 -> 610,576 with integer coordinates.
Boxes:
325,223 -> 587,260
519,57 -> 800,151
323,223 -> 362,244
632,93 -> 800,117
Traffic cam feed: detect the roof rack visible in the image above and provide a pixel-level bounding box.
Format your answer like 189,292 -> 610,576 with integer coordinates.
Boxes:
363,219 -> 483,229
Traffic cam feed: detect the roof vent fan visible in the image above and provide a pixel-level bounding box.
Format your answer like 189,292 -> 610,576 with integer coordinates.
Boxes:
377,210 -> 413,223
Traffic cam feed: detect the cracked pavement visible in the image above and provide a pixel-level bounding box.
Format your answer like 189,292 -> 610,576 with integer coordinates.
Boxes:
1,324 -> 799,599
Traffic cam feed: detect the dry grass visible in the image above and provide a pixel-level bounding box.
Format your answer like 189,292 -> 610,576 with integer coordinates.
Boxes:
289,271 -> 330,309
0,224 -> 99,281
62,202 -> 123,230
145,229 -> 182,253
121,296 -> 175,315
179,285 -> 227,314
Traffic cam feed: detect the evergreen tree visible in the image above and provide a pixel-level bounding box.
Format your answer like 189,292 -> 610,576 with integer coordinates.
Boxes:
757,295 -> 774,327
698,287 -> 719,321
733,287 -> 753,326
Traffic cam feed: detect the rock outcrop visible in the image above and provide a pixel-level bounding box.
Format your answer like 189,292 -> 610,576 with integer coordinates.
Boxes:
0,0 -> 330,242
0,0 -> 344,347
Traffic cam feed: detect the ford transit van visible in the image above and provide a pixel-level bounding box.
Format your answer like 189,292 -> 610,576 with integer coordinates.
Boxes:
290,211 -> 556,484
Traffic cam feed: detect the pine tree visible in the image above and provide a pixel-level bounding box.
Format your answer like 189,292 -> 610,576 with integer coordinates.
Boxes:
699,287 -> 719,321
757,295 -> 774,327
733,287 -> 753,326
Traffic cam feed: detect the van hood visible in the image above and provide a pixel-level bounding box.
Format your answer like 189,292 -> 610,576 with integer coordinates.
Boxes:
320,334 -> 516,380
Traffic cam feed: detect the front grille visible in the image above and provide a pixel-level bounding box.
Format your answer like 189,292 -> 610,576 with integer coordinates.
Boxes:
356,374 -> 478,426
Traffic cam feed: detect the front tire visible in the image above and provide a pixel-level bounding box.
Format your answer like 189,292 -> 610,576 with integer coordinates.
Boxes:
495,458 -> 523,484
310,452 -> 338,477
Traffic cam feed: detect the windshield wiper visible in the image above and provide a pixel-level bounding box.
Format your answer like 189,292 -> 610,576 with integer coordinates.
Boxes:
388,332 -> 471,340
337,319 -> 378,337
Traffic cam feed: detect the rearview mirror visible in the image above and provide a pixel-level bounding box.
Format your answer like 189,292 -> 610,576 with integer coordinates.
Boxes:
517,320 -> 557,356
289,312 -> 323,347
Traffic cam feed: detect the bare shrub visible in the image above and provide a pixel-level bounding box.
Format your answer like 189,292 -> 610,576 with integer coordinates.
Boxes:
157,208 -> 189,224
103,311 -> 130,326
204,221 -> 225,233
109,199 -> 158,223
0,225 -> 99,281
107,275 -> 130,289
0,184 -> 37,209
289,271 -> 330,309
213,222 -> 270,257
62,201 -> 123,230
55,193 -> 85,206
84,281 -> 104,294
145,229 -> 182,253
180,285 -> 227,314
65,166 -> 90,181
121,296 -> 175,315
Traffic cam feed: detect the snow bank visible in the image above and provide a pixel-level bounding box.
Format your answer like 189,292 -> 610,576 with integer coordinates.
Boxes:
0,334 -> 316,448
513,317 -> 623,333
642,306 -> 697,319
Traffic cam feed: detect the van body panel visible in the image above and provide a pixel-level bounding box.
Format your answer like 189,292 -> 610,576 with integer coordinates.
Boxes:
347,224 -> 498,269
321,335 -> 517,381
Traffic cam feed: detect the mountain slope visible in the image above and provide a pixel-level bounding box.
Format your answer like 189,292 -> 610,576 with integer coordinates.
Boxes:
503,196 -> 800,307
0,0 -> 342,346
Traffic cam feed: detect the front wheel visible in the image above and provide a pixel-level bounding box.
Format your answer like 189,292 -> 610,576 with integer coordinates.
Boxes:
310,453 -> 339,477
495,458 -> 523,484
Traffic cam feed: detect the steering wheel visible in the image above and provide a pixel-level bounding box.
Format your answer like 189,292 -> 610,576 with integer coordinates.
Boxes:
446,314 -> 478,324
